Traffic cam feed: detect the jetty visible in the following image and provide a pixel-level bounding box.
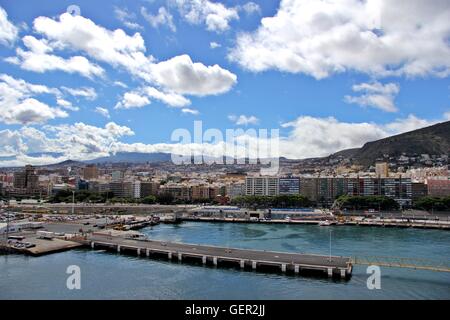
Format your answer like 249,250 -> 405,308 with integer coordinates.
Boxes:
84,233 -> 353,279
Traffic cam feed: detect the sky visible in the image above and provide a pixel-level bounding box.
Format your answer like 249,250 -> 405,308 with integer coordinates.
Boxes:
0,0 -> 449,166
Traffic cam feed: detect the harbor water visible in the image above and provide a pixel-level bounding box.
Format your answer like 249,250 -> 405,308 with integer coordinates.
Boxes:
1,222 -> 449,299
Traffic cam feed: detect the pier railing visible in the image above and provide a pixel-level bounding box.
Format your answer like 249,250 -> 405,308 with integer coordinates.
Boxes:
351,256 -> 450,272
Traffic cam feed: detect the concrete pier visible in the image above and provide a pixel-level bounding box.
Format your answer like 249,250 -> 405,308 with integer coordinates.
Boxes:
86,235 -> 352,279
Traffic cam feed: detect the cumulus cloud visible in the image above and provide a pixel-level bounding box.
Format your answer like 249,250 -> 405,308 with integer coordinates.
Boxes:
95,107 -> 110,118
56,98 -> 79,111
1,113 -> 447,166
239,2 -> 261,15
115,92 -> 150,109
141,6 -> 176,32
228,114 -> 259,126
172,0 -> 239,32
0,74 -> 68,125
229,0 -> 450,79
25,12 -> 236,99
6,36 -> 105,79
181,108 -> 199,115
61,86 -> 97,101
344,81 -> 400,112
0,6 -> 18,46
143,87 -> 191,107
150,54 -> 237,96
116,87 -> 191,109
277,114 -> 441,159
0,129 -> 28,156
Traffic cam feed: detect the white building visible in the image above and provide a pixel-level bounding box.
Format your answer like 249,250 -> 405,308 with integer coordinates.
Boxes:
245,177 -> 279,196
132,181 -> 141,199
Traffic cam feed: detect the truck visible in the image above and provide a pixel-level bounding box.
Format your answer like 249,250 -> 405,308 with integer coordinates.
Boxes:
37,231 -> 54,240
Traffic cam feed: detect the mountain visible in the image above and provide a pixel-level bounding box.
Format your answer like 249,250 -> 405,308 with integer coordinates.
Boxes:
30,121 -> 450,168
86,152 -> 172,164
350,121 -> 450,166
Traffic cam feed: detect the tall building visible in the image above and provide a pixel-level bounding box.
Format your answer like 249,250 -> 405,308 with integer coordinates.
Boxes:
299,178 -> 318,202
140,182 -> 160,197
132,181 -> 141,199
109,181 -> 133,198
111,171 -> 124,181
83,164 -> 98,180
298,176 -> 414,206
411,182 -> 428,200
159,184 -> 191,201
279,177 -> 300,195
375,162 -> 389,178
226,183 -> 245,198
426,179 -> 450,197
13,165 -> 39,190
245,177 -> 279,196
191,185 -> 210,200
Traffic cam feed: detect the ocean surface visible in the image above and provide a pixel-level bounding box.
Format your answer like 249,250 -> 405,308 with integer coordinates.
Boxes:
1,222 -> 449,299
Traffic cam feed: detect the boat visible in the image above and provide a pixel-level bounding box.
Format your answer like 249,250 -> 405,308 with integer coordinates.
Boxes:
159,215 -> 182,224
319,220 -> 335,226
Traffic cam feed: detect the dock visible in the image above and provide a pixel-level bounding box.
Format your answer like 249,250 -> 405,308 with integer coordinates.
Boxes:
2,237 -> 83,256
85,234 -> 352,279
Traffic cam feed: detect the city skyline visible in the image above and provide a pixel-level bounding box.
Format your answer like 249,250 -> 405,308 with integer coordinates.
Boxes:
0,0 -> 450,167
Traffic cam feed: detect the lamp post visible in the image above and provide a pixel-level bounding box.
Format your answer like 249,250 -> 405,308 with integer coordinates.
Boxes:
72,190 -> 75,215
328,229 -> 332,262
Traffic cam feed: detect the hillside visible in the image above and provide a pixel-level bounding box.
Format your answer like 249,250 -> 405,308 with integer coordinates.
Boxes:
352,121 -> 450,166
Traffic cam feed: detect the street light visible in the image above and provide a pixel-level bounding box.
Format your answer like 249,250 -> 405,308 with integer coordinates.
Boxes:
328,229 -> 332,262
72,190 -> 75,215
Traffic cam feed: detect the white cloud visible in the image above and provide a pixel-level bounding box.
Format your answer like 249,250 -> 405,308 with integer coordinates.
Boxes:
141,6 -> 176,32
240,2 -> 261,15
0,129 -> 28,156
115,7 -> 143,30
0,122 -> 135,165
95,107 -> 110,119
0,74 -> 68,125
1,113 -> 447,166
29,12 -> 236,97
344,81 -> 400,112
116,87 -> 191,109
0,6 -> 18,46
210,41 -> 221,49
228,114 -> 259,126
171,0 -> 239,32
33,12 -> 149,77
56,98 -> 79,111
11,98 -> 68,125
61,86 -> 97,101
7,36 -> 105,79
115,92 -> 150,109
229,0 -> 450,79
150,54 -> 237,96
113,81 -> 128,88
181,108 -> 199,115
143,87 -> 191,107
278,114 -> 442,159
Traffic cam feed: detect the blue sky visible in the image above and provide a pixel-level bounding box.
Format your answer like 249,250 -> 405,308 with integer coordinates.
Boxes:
0,0 -> 449,166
